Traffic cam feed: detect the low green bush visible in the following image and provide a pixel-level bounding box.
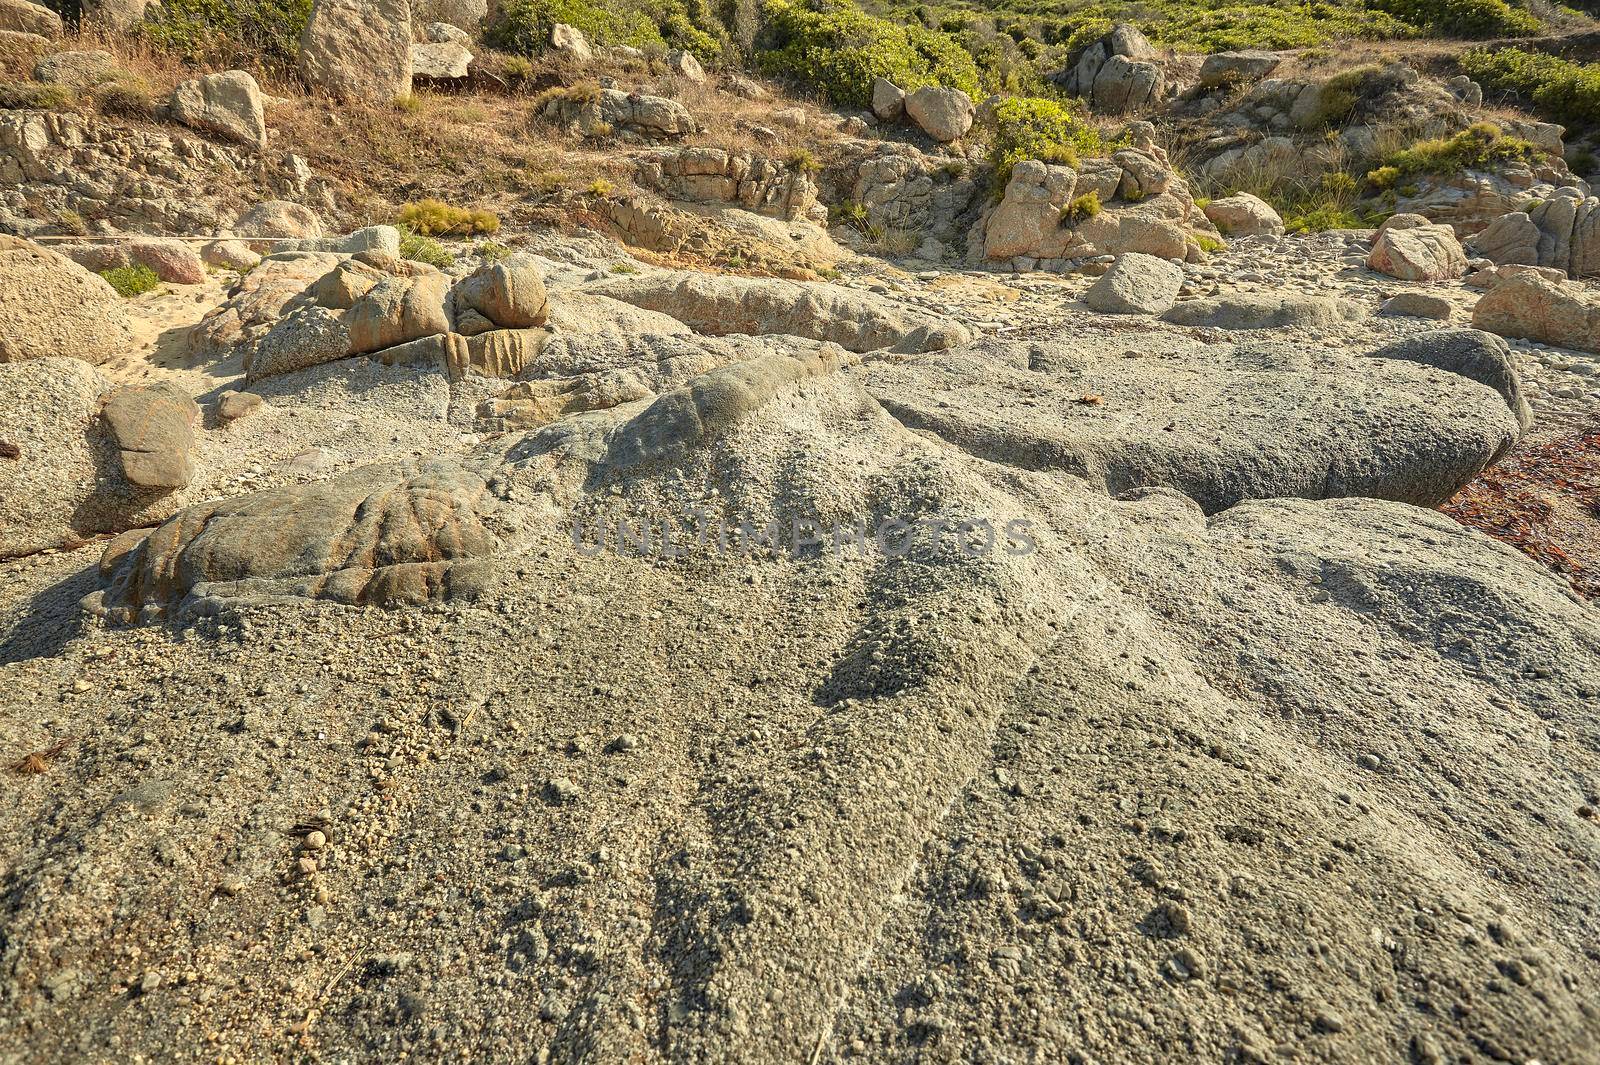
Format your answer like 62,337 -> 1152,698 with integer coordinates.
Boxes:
986,96 -> 1105,192
396,199 -> 501,237
1365,122 -> 1543,187
758,0 -> 979,109
1371,0 -> 1541,38
1460,47 -> 1600,129
0,82 -> 75,110
142,0 -> 312,70
98,264 -> 161,298
488,0 -> 725,62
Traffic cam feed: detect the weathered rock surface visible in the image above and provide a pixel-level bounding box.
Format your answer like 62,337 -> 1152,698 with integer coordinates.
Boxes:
549,22 -> 591,62
542,87 -> 695,139
1084,252 -> 1183,315
0,240 -> 131,365
452,260 -> 549,330
1057,24 -> 1164,113
0,0 -> 59,36
871,77 -> 905,121
101,383 -> 200,490
1203,193 -> 1284,237
1369,329 -> 1532,434
588,271 -> 971,353
1163,292 -> 1365,330
1379,291 -> 1453,319
90,458 -> 506,618
1199,49 -> 1281,87
411,39 -> 472,80
168,70 -> 267,149
1472,269 -> 1600,353
346,271 -> 451,355
1467,187 -> 1600,279
634,147 -> 820,221
299,0 -> 413,103
31,48 -> 117,88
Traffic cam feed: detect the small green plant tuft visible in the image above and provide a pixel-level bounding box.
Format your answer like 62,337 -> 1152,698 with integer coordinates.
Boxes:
475,241 -> 512,261
587,177 -> 614,196
786,147 -> 820,175
396,199 -> 501,237
397,225 -> 456,268
1193,234 -> 1225,254
98,264 -> 161,298
1364,122 -> 1542,187
1060,190 -> 1101,225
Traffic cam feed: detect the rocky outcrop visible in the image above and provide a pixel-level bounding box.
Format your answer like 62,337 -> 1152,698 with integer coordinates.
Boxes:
168,70 -> 267,149
411,0 -> 484,30
32,49 -> 117,88
411,39 -> 472,80
81,0 -> 148,28
1056,24 -> 1165,113
549,21 -> 591,62
234,199 -> 325,239
541,87 -> 696,140
1084,252 -> 1182,315
0,239 -> 131,365
1472,268 -> 1600,353
89,458 -> 507,620
666,49 -> 705,83
982,149 -> 1215,267
1467,186 -> 1600,279
1370,329 -> 1531,434
634,147 -> 822,222
905,86 -> 975,143
0,110 -> 316,237
299,0 -> 413,103
453,260 -> 549,330
1367,215 -> 1467,282
58,238 -> 207,285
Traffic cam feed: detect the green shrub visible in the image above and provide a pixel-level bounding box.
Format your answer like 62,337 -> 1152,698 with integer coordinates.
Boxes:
1193,234 -> 1225,253
1060,190 -> 1101,224
986,96 -> 1105,192
1364,122 -> 1543,186
758,0 -> 980,109
98,265 -> 161,298
92,78 -> 156,119
1284,203 -> 1376,233
397,225 -> 456,268
488,0 -> 725,62
786,147 -> 820,174
0,82 -> 75,110
1461,47 -> 1600,129
1371,0 -> 1541,38
475,240 -> 512,261
396,199 -> 501,237
142,0 -> 312,70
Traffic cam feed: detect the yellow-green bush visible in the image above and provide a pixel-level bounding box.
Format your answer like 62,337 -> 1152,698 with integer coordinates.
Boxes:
396,199 -> 501,237
758,0 -> 980,109
397,226 -> 456,268
98,265 -> 161,298
987,96 -> 1106,192
142,0 -> 312,71
1461,48 -> 1600,129
1364,122 -> 1543,187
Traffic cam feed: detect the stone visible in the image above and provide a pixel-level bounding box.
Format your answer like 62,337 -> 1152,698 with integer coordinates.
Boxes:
1203,193 -> 1284,237
1084,252 -> 1183,315
1472,270 -> 1600,354
1059,24 -> 1164,113
0,0 -> 60,36
452,260 -> 549,329
346,271 -> 451,354
424,20 -> 468,43
726,74 -> 767,100
101,383 -> 199,490
542,87 -> 695,139
871,77 -> 905,122
235,200 -> 324,240
202,240 -> 260,272
0,240 -> 132,365
89,458 -> 506,618
246,305 -> 352,382
1199,50 -> 1281,88
32,49 -> 118,89
412,40 -> 472,80
127,239 -> 208,285
299,0 -> 413,104
1379,292 -> 1453,320
774,107 -> 807,129
0,358 -> 112,558
1162,293 -> 1364,331
216,389 -> 263,422
549,22 -> 591,62
666,49 -> 704,83
1468,211 -> 1540,267
905,86 -> 974,143
187,252 -> 343,362
1368,217 -> 1467,282
1370,329 -> 1531,434
168,70 -> 267,149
